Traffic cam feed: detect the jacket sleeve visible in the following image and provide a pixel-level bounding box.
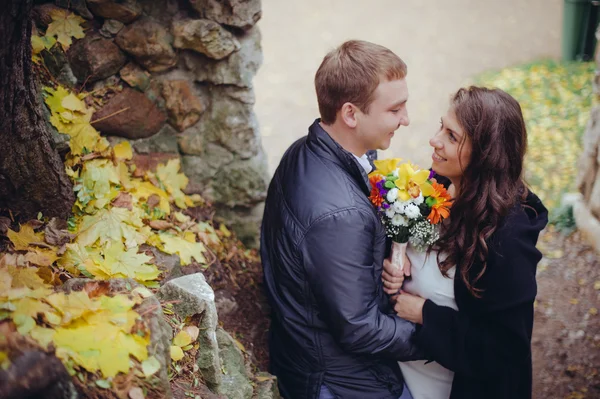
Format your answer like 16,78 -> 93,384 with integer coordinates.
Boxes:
300,207 -> 422,360
415,219 -> 543,377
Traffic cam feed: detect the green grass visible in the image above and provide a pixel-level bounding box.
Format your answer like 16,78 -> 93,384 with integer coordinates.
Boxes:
475,60 -> 595,209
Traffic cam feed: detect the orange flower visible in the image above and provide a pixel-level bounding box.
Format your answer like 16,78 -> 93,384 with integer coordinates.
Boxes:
369,174 -> 385,207
427,182 -> 452,224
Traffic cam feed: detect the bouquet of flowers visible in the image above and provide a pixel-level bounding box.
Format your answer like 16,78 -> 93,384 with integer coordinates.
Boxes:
368,158 -> 452,272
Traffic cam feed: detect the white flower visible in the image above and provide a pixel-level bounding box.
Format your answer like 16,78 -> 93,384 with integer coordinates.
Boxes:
392,169 -> 399,178
392,201 -> 405,214
404,203 -> 421,219
412,193 -> 424,205
387,188 -> 399,202
385,208 -> 396,219
391,214 -> 409,226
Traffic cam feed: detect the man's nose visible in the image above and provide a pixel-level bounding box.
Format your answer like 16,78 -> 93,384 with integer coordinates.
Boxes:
399,110 -> 409,127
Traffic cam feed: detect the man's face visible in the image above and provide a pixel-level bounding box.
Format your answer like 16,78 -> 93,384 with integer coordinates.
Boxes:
355,78 -> 409,152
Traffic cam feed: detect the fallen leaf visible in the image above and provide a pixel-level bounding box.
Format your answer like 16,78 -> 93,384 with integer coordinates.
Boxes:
129,387 -> 145,399
7,224 -> 45,251
570,298 -> 579,305
183,326 -> 199,342
0,217 -> 11,235
589,308 -> 598,315
7,265 -> 48,289
44,218 -> 75,246
141,356 -> 161,377
146,220 -> 173,231
170,345 -> 184,361
46,9 -> 85,50
113,141 -> 133,161
112,192 -> 133,210
159,233 -> 206,266
173,330 -> 192,347
24,248 -> 59,267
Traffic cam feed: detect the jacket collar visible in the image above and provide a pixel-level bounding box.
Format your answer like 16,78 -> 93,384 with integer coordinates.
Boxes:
306,119 -> 371,196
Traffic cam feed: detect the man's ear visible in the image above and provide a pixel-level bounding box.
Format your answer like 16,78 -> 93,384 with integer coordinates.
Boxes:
340,102 -> 358,128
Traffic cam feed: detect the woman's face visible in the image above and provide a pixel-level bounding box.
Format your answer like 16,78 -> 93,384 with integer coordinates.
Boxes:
429,107 -> 472,182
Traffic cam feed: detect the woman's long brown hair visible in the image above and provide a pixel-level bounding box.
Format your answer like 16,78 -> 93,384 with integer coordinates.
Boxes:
435,87 -> 528,297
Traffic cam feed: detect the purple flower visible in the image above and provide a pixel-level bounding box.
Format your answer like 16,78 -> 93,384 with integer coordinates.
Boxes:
428,170 -> 436,180
382,203 -> 390,209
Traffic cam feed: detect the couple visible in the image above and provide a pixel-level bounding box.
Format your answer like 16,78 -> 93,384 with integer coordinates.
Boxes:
260,40 -> 548,399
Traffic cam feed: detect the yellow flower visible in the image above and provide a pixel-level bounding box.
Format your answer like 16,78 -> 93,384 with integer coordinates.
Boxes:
370,158 -> 402,177
395,163 -> 434,201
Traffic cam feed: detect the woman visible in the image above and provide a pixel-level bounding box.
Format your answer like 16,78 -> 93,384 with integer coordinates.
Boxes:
382,86 -> 548,399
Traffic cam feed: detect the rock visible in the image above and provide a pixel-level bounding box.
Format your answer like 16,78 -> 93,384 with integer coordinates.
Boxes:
86,0 -> 142,23
214,203 -> 264,248
574,197 -> 600,255
213,153 -> 268,207
32,4 -> 63,28
92,88 -> 167,139
136,0 -> 179,25
188,0 -> 261,31
131,153 -> 179,177
116,18 -> 177,72
158,273 -> 222,388
172,19 -> 241,60
131,124 -> 179,154
56,0 -> 93,19
119,62 -> 151,91
67,35 -> 128,83
99,19 -> 125,38
61,278 -> 173,398
577,107 -> 600,206
216,328 -> 253,399
41,45 -> 78,88
184,27 -> 262,88
253,372 -> 281,399
181,144 -> 235,192
162,80 -> 206,131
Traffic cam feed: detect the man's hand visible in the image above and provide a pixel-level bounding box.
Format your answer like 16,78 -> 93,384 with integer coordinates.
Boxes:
382,256 -> 411,296
393,290 -> 425,324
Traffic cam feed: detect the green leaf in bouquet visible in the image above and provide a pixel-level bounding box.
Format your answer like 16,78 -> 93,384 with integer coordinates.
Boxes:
384,181 -> 396,189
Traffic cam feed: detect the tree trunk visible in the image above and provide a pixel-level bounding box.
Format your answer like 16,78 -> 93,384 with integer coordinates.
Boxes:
0,0 -> 75,220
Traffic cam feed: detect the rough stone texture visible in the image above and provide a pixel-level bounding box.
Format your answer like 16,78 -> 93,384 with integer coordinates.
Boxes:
136,0 -> 179,26
173,19 -> 241,60
61,278 -> 173,398
215,203 -> 264,248
115,18 -> 177,72
99,19 -> 125,38
212,152 -> 268,207
56,0 -> 93,19
86,0 -> 142,23
253,372 -> 281,399
188,0 -> 262,31
67,35 -> 128,83
119,62 -> 151,91
216,328 -> 254,399
184,27 -> 262,88
574,197 -> 600,254
131,124 -> 179,154
181,144 -> 235,195
162,80 -> 205,131
158,273 -> 222,388
91,88 -> 166,139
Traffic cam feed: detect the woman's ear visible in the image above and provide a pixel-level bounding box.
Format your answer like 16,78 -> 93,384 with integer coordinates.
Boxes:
340,102 -> 358,128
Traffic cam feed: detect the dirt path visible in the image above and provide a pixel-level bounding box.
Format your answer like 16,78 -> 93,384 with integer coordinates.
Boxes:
533,229 -> 600,399
255,0 -> 562,173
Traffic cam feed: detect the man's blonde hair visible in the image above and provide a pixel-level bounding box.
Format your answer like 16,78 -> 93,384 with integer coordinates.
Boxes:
315,40 -> 407,124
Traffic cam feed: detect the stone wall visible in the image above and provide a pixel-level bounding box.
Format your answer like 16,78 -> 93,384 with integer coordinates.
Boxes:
35,0 -> 268,247
574,27 -> 600,253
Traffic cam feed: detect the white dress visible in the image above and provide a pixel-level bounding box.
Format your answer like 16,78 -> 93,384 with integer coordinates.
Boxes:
399,245 -> 457,399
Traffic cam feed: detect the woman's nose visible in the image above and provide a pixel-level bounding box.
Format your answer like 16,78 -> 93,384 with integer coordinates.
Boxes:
429,136 -> 442,148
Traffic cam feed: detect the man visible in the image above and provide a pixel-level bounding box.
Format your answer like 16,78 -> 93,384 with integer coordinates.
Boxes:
260,40 -> 420,399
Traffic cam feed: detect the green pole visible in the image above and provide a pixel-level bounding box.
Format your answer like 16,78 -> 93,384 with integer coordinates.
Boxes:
562,0 -> 591,61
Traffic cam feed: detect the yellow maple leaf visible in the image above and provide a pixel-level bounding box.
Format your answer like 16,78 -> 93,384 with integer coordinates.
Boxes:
46,9 -> 85,50
113,141 -> 133,161
76,207 -> 144,247
7,224 -> 45,251
170,345 -> 184,361
158,233 -> 206,266
24,248 -> 59,267
30,326 -> 56,349
156,159 -> 191,209
54,323 -> 148,378
58,242 -> 91,275
96,242 -> 161,282
13,297 -> 54,319
0,267 -> 12,293
130,180 -> 171,215
173,330 -> 192,347
7,265 -> 48,290
46,291 -> 99,324
80,159 -> 120,202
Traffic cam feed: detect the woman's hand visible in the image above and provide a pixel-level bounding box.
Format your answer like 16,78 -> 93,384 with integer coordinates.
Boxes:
382,257 -> 411,295
393,290 -> 426,324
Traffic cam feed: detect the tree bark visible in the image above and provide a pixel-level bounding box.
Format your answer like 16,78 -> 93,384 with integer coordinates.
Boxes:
0,0 -> 75,220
